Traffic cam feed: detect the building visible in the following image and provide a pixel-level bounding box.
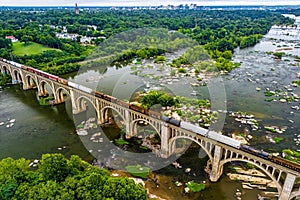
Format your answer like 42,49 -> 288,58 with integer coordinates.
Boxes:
75,3 -> 79,14
5,36 -> 18,42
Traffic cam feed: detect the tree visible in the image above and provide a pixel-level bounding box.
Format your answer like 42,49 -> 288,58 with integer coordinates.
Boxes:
21,35 -> 33,45
39,153 -> 69,182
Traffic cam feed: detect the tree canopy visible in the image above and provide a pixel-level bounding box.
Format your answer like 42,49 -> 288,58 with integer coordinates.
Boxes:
0,154 -> 147,200
0,8 -> 294,74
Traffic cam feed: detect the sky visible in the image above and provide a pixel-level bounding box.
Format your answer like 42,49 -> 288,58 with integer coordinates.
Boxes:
0,0 -> 300,7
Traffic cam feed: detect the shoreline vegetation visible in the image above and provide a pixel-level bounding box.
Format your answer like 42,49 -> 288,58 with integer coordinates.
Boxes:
0,73 -> 11,86
0,154 -> 147,200
0,9 -> 294,76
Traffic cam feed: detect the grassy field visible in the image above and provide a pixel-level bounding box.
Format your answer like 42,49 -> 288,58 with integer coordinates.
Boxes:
12,41 -> 59,56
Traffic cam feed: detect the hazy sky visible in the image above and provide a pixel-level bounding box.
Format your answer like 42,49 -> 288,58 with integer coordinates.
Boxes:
1,0 -> 299,7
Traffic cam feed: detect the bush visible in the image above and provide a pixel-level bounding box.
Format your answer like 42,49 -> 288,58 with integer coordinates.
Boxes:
178,68 -> 187,73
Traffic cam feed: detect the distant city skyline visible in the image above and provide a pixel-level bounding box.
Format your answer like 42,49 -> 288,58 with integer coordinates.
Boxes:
1,0 -> 300,7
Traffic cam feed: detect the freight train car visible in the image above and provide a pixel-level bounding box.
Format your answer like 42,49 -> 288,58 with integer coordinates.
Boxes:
160,115 -> 181,126
58,78 -> 68,85
208,131 -> 241,149
129,103 -> 146,114
116,99 -> 130,108
8,61 -> 22,68
240,145 -> 270,158
149,110 -> 161,119
103,94 -> 117,102
25,66 -> 35,73
270,155 -> 300,172
92,91 -> 105,98
78,85 -> 93,94
68,81 -> 80,89
180,121 -> 208,137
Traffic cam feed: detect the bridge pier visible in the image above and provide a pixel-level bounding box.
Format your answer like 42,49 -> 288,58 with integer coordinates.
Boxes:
209,145 -> 223,182
279,173 -> 296,200
160,123 -> 170,158
125,110 -> 133,139
70,90 -> 81,114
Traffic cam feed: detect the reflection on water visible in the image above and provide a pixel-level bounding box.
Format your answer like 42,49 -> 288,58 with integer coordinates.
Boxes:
0,86 -> 93,162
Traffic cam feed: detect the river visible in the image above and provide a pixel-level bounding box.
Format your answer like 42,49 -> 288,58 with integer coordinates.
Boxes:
0,15 -> 300,200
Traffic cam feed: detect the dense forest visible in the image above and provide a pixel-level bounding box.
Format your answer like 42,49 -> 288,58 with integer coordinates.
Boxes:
0,154 -> 147,200
276,8 -> 300,16
0,9 -> 294,75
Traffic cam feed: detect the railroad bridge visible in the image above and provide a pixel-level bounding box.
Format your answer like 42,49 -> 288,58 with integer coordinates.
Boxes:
1,61 -> 300,200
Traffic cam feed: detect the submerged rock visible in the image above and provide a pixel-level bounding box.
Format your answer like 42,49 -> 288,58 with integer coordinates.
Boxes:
76,129 -> 88,136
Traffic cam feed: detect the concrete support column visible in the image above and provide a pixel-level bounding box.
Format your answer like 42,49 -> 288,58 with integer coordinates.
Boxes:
125,110 -> 132,139
209,145 -> 223,182
160,123 -> 170,158
70,90 -> 79,114
21,72 -> 30,90
52,83 -> 60,104
96,100 -> 103,125
279,173 -> 296,200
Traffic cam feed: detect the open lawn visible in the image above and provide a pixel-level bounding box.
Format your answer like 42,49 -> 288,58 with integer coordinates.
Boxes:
12,41 -> 60,56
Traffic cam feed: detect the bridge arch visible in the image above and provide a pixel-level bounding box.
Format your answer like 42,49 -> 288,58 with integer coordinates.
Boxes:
39,80 -> 54,96
76,95 -> 97,112
1,65 -> 11,75
130,118 -> 160,137
100,106 -> 126,124
220,158 -> 283,194
12,69 -> 23,83
169,136 -> 213,161
25,74 -> 38,88
56,87 -> 70,103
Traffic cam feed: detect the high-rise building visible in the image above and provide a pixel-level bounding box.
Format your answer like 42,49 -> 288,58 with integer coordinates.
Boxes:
75,3 -> 79,14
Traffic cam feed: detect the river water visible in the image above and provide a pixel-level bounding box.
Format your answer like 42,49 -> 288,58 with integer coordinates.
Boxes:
1,15 -> 300,200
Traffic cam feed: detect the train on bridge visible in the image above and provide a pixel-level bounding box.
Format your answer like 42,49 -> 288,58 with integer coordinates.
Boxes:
1,58 -> 299,172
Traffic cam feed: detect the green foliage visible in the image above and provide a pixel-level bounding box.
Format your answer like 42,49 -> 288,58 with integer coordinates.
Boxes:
0,38 -> 12,49
185,181 -> 205,192
115,139 -> 129,145
39,96 -> 54,106
265,127 -> 277,133
0,73 -> 12,86
198,99 -> 210,108
0,183 -> 18,200
273,52 -> 285,59
292,80 -> 300,86
0,8 -> 293,75
264,91 -> 275,97
39,153 -> 69,182
244,163 -> 256,169
282,149 -> 300,164
239,34 -> 263,49
0,154 -> 147,199
171,56 -> 189,68
178,68 -> 187,73
233,62 -> 242,68
12,41 -> 59,56
273,137 -> 283,144
141,90 -> 178,109
181,45 -> 211,64
154,55 -> 166,63
125,165 -> 150,178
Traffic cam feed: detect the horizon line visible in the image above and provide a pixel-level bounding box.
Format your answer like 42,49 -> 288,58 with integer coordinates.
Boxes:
1,4 -> 300,7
